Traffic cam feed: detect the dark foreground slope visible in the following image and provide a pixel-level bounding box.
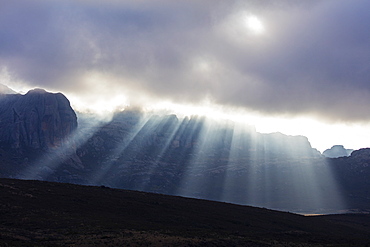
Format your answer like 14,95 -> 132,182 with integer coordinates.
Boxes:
0,178 -> 369,246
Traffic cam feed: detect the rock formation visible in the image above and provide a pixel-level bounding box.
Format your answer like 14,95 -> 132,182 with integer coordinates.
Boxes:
323,145 -> 353,158
0,88 -> 77,150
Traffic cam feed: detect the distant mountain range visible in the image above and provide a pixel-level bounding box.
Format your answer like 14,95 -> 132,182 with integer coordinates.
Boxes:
0,89 -> 369,214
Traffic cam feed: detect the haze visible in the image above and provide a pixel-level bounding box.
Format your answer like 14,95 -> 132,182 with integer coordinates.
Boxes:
1,0 -> 370,152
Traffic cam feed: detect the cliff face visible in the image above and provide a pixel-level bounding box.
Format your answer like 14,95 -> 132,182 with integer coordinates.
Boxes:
0,89 -> 77,150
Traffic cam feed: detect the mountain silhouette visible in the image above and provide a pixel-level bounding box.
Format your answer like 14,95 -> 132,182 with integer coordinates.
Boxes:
0,89 -> 369,214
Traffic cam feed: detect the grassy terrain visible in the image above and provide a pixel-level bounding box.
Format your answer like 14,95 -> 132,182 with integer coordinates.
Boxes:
0,178 -> 369,246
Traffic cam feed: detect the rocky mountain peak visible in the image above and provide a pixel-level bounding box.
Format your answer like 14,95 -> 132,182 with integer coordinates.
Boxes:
0,89 -> 77,150
323,145 -> 353,158
349,148 -> 370,161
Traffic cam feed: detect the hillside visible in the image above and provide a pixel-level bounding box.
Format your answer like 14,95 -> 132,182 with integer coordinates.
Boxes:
0,178 -> 370,246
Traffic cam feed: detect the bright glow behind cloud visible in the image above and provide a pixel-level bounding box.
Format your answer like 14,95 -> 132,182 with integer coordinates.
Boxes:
0,67 -> 30,94
245,15 -> 265,34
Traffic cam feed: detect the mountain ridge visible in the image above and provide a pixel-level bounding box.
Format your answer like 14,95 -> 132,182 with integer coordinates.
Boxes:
0,89 -> 369,214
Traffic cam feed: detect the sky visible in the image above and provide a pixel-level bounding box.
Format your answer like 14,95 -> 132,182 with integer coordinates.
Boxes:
0,0 -> 370,152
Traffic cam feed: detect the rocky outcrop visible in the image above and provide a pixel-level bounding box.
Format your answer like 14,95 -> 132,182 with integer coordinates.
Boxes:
348,148 -> 370,163
323,145 -> 353,158
0,89 -> 77,150
0,89 -> 83,182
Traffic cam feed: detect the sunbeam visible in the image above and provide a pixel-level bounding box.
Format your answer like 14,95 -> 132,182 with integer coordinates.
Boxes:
219,123 -> 261,206
19,117 -> 104,182
172,117 -> 345,213
137,115 -> 183,192
16,107 -> 347,214
234,131 -> 344,213
87,111 -> 151,185
177,118 -> 234,200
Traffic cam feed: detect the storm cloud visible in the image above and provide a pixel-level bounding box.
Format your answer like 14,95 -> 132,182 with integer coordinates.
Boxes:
1,0 -> 370,122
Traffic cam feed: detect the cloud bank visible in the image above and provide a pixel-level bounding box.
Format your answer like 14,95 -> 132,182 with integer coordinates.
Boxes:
1,0 -> 370,122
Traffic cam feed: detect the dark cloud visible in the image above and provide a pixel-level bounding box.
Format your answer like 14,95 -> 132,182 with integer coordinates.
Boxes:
1,0 -> 370,122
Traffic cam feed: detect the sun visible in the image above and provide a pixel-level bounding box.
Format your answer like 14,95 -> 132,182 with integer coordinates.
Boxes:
218,11 -> 267,44
244,15 -> 265,34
